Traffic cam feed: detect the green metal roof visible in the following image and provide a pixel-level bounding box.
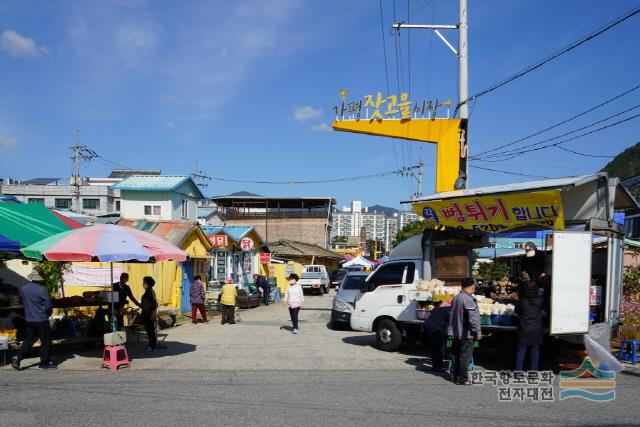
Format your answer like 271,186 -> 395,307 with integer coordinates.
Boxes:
0,203 -> 71,247
111,175 -> 204,199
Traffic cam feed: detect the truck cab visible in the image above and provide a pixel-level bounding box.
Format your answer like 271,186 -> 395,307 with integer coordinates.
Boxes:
299,264 -> 330,294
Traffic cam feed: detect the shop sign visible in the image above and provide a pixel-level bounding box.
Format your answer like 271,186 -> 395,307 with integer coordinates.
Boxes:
240,238 -> 254,251
413,190 -> 565,232
260,253 -> 271,264
208,234 -> 228,247
333,90 -> 452,121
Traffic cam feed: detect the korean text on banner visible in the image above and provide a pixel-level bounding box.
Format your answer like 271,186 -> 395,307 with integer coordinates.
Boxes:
413,190 -> 565,232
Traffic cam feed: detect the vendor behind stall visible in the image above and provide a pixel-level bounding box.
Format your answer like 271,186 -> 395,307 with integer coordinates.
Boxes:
113,273 -> 141,329
521,241 -> 551,286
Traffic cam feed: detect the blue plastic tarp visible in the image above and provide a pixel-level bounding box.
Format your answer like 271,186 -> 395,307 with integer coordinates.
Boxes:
0,233 -> 20,253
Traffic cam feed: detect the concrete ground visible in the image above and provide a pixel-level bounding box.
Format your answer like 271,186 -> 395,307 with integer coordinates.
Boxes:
2,291 -> 639,426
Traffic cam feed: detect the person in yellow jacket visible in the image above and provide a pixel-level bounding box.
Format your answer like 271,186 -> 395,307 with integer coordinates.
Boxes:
219,277 -> 238,325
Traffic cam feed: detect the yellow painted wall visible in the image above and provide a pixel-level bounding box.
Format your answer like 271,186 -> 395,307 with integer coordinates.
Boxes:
64,261 -> 181,308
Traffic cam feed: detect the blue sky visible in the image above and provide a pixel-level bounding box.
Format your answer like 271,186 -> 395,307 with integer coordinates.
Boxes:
0,0 -> 638,210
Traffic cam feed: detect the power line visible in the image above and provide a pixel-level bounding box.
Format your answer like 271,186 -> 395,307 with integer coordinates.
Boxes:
472,83 -> 640,157
470,165 -> 551,180
473,104 -> 640,159
378,0 -> 391,96
477,112 -> 640,160
408,0 -> 435,20
460,6 -> 640,108
195,166 -> 420,186
555,146 -> 615,158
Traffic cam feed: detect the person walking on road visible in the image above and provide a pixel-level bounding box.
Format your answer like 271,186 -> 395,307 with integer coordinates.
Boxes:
12,270 -> 56,370
283,274 -> 304,334
219,277 -> 238,325
450,278 -> 482,385
190,275 -> 208,324
514,282 -> 544,373
140,276 -> 159,353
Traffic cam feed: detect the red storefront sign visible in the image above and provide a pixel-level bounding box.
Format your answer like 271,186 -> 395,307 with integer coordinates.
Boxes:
208,234 -> 228,247
260,253 -> 271,264
240,238 -> 254,251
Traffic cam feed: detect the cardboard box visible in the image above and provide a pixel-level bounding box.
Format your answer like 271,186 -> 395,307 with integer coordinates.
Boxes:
103,331 -> 126,346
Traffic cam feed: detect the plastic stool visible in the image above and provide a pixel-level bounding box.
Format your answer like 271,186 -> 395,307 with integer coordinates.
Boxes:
618,340 -> 640,366
102,345 -> 130,371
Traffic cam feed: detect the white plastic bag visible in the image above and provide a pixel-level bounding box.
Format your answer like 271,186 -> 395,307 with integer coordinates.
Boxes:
583,323 -> 624,373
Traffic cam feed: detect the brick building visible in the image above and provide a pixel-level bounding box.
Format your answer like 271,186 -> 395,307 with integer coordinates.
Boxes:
209,194 -> 335,248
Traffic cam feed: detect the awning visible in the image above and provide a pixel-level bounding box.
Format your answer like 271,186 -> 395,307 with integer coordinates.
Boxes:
0,234 -> 20,253
405,173 -> 639,231
0,203 -> 71,247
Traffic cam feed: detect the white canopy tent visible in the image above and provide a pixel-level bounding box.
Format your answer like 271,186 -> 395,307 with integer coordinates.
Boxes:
342,256 -> 374,268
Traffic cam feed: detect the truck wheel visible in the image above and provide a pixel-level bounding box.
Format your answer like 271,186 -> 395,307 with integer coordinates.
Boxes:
323,285 -> 329,294
376,319 -> 402,352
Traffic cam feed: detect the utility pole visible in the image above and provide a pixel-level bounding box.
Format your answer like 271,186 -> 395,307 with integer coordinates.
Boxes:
416,146 -> 424,198
69,130 -> 98,213
393,0 -> 469,188
71,130 -> 82,212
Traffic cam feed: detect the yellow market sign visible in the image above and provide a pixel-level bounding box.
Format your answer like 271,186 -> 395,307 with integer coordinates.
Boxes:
413,190 -> 565,232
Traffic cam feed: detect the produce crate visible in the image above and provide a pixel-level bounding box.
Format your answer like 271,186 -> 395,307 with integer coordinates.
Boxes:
446,336 -> 480,348
480,314 -> 492,325
490,314 -> 516,326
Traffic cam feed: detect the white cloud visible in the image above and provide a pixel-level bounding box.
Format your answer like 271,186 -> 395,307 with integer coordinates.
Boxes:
293,106 -> 322,122
0,135 -> 17,149
310,123 -> 331,132
0,30 -> 48,58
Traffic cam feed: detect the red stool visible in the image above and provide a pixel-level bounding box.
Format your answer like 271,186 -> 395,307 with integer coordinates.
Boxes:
102,345 -> 130,371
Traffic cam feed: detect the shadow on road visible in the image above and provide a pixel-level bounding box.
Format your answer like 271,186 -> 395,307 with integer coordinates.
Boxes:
128,341 -> 197,359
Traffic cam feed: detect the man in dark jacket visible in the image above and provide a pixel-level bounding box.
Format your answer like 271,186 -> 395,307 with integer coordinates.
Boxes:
12,270 -> 56,370
423,302 -> 450,372
113,273 -> 140,329
450,278 -> 482,385
254,274 -> 270,306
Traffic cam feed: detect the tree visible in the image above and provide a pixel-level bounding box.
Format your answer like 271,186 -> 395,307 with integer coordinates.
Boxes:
35,261 -> 69,296
393,220 -> 430,246
475,260 -> 510,282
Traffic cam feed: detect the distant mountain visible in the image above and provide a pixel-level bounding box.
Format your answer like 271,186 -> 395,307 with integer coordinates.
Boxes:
602,141 -> 640,180
367,204 -> 398,216
227,191 -> 262,197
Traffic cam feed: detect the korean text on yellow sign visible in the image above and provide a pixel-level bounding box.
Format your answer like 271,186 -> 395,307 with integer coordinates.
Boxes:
413,190 -> 565,232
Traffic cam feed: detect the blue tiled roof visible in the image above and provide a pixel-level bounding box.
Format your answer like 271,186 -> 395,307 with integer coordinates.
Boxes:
111,175 -> 204,198
200,225 -> 253,242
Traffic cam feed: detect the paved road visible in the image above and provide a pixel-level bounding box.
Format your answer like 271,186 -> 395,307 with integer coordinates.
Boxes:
2,291 -> 639,426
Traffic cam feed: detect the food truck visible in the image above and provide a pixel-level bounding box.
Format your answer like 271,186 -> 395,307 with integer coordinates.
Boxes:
350,173 -> 638,353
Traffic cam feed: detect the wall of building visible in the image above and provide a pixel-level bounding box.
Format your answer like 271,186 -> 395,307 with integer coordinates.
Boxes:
170,192 -> 198,222
225,217 -> 330,247
120,190 -> 174,220
0,183 -> 120,215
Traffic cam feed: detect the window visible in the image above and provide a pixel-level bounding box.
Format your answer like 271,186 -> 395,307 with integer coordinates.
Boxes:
115,200 -> 121,211
82,199 -> 100,210
343,275 -> 367,290
434,247 -> 469,279
144,205 -> 162,216
181,199 -> 189,218
367,262 -> 415,290
28,198 -> 44,205
55,198 -> 72,209
514,242 -> 526,249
